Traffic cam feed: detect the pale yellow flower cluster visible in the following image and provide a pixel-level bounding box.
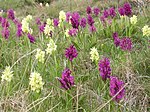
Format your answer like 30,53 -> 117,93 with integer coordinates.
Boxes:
29,72 -> 44,93
142,25 -> 150,36
65,29 -> 69,37
40,3 -> 43,7
25,15 -> 32,23
21,15 -> 33,34
1,66 -> 13,82
44,18 -> 54,36
45,38 -> 57,55
35,49 -> 45,63
39,3 -> 49,7
35,38 -> 57,64
90,47 -> 99,62
130,15 -> 137,25
59,10 -> 66,23
45,3 -> 49,7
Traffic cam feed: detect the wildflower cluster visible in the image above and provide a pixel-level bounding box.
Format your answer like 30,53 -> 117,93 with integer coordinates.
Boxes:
68,28 -> 78,37
1,66 -> 13,82
66,12 -> 72,23
110,76 -> 125,102
98,57 -> 125,102
1,16 -> 10,39
53,18 -> 59,27
59,10 -> 66,23
98,58 -> 111,81
80,17 -> 86,28
7,9 -> 15,20
142,25 -> 150,36
58,68 -> 74,90
27,33 -> 35,43
1,9 -> 23,39
44,18 -> 54,37
118,3 -> 132,16
112,32 -> 132,51
16,23 -> 23,37
90,47 -> 99,62
113,32 -> 120,47
35,49 -> 45,63
21,15 -> 35,43
34,38 -> 57,65
130,15 -> 137,25
37,20 -> 46,33
1,2 -> 149,105
65,45 -> 78,61
86,6 -> 100,16
21,15 -> 33,33
45,38 -> 57,55
29,72 -> 44,93
70,12 -> 80,29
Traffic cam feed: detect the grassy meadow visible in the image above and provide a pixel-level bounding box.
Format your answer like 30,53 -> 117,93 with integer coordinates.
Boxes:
0,0 -> 150,112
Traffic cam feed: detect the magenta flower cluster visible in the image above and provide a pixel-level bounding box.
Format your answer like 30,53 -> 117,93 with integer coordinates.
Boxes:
98,57 -> 125,102
1,28 -> 10,39
36,17 -> 41,25
68,28 -> 78,37
70,12 -> 80,29
65,45 -> 78,62
36,17 -> 45,33
93,7 -> 100,16
86,9 -> 97,33
80,17 -> 87,28
65,9 -> 97,34
102,7 -> 116,19
53,18 -> 59,27
103,9 -> 109,18
66,12 -> 72,22
2,9 -> 17,39
12,18 -> 23,37
89,25 -> 96,33
86,6 -> 92,14
112,32 -> 132,51
109,7 -> 116,18
98,58 -> 111,81
99,2 -> 132,26
87,14 -> 95,26
0,9 -> 24,39
110,76 -> 125,102
118,3 -> 132,16
120,37 -> 132,51
118,7 -> 125,16
39,22 -> 46,33
99,7 -> 116,26
58,68 -> 75,90
16,23 -> 23,37
66,6 -> 100,33
7,9 -> 15,20
65,12 -> 88,34
113,32 -> 120,47
86,6 -> 100,16
1,18 -> 10,39
27,33 -> 35,43
1,18 -> 10,28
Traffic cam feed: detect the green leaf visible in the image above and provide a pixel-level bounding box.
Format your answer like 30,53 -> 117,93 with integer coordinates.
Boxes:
71,41 -> 81,51
90,42 -> 97,49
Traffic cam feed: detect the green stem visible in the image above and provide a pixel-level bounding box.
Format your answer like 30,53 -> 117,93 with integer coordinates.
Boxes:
42,54 -> 51,73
